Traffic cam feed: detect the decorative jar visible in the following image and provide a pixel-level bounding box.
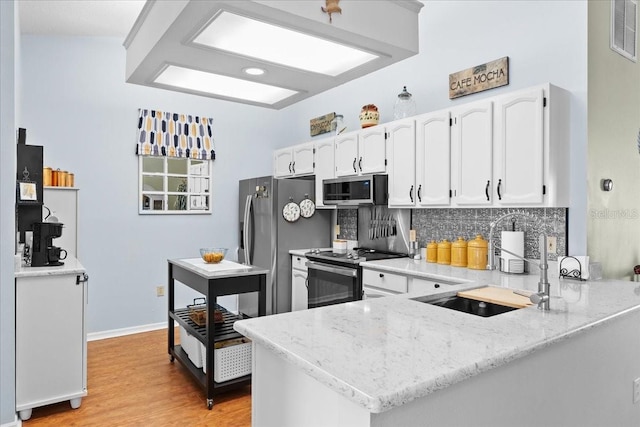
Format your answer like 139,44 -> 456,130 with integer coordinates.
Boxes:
359,104 -> 379,128
393,86 -> 416,119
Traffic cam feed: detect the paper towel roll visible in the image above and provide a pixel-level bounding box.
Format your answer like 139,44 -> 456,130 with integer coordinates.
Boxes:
500,231 -> 525,273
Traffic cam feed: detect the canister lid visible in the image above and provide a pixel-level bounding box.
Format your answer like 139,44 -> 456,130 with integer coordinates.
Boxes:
468,234 -> 487,248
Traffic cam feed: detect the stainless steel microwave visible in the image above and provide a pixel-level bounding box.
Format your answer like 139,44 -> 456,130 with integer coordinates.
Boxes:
322,174 -> 388,206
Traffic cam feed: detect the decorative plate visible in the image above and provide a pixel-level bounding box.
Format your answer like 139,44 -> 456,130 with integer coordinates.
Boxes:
299,196 -> 315,218
282,199 -> 300,223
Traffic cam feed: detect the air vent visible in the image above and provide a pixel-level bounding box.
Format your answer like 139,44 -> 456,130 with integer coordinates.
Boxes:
611,0 -> 637,62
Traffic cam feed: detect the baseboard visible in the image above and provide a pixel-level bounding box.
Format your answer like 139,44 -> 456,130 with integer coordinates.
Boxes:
0,414 -> 21,427
87,322 -> 167,342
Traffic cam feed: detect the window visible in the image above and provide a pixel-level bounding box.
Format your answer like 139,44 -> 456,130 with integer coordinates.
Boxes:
611,0 -> 638,62
139,156 -> 211,214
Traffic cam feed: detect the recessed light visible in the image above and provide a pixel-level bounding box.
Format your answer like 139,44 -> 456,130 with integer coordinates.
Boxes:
243,67 -> 265,76
154,65 -> 297,105
193,11 -> 379,76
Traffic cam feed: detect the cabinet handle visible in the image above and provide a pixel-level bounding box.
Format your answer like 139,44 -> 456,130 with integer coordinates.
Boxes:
497,179 -> 502,200
379,273 -> 384,278
485,180 -> 490,201
434,283 -> 440,288
358,157 -> 363,171
305,277 -> 309,289
409,185 -> 414,203
417,185 -> 422,203
289,162 -> 292,173
353,158 -> 357,173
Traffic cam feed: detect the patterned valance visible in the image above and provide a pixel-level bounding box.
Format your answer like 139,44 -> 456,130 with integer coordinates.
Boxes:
136,109 -> 215,160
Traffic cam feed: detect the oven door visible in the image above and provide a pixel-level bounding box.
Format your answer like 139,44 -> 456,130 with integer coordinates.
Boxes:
306,261 -> 360,308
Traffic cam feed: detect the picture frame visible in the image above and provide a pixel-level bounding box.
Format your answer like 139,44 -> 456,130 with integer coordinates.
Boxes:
17,181 -> 38,203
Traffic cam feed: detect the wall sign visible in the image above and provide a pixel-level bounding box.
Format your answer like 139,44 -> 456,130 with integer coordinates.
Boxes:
310,112 -> 335,136
449,56 -> 509,99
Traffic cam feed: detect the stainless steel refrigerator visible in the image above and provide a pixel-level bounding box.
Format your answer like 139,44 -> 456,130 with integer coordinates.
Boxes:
238,176 -> 331,316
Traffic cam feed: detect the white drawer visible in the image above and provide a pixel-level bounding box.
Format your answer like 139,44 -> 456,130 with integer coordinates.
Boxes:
362,269 -> 407,293
408,277 -> 460,294
291,255 -> 308,271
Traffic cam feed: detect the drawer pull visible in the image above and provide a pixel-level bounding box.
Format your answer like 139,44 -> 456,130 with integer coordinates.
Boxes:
379,273 -> 384,278
434,283 -> 440,288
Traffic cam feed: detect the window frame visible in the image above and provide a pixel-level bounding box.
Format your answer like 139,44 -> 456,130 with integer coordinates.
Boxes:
138,156 -> 212,215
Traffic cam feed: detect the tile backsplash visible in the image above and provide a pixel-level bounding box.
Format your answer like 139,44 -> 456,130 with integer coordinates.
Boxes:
337,207 -> 567,260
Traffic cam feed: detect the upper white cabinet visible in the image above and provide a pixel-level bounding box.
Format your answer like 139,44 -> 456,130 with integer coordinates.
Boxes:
387,118 -> 417,207
417,110 -> 452,207
274,142 -> 314,178
335,127 -> 386,177
493,84 -> 569,207
451,100 -> 494,206
313,137 -> 336,209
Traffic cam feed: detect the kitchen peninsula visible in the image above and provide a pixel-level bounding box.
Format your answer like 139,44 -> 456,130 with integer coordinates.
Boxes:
234,259 -> 640,426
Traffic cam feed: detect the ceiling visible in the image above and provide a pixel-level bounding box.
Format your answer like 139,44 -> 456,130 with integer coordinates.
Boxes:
19,0 -> 145,38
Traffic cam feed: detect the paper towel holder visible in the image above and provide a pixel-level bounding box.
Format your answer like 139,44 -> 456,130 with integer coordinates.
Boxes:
559,256 -> 586,281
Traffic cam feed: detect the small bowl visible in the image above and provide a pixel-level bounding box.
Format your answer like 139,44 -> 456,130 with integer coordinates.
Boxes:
200,248 -> 228,264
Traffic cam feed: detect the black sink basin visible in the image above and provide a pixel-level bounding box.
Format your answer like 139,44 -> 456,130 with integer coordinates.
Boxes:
413,295 -> 519,317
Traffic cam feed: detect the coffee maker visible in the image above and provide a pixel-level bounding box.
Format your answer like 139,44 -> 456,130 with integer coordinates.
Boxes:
31,222 -> 67,267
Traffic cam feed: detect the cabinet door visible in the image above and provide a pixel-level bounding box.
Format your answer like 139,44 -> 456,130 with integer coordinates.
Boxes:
274,148 -> 294,178
452,101 -> 493,206
292,142 -> 315,176
291,269 -> 308,311
335,131 -> 359,177
416,110 -> 451,206
16,274 -> 86,408
314,137 -> 335,208
358,126 -> 387,174
494,88 -> 544,205
388,119 -> 417,207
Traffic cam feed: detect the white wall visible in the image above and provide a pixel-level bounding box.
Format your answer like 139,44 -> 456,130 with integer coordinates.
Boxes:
19,35 -> 283,333
0,1 -> 17,424
277,0 -> 588,255
18,1 -> 588,335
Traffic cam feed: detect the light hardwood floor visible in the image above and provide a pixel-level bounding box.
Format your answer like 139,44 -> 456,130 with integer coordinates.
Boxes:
23,328 -> 251,426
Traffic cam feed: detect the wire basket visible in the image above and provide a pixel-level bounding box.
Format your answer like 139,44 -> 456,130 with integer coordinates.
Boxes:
187,298 -> 224,326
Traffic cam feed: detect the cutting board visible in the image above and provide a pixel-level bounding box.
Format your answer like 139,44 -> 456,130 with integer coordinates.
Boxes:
457,286 -> 533,309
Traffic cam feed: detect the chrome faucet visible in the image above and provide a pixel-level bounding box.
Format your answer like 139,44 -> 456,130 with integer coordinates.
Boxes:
487,211 -> 551,310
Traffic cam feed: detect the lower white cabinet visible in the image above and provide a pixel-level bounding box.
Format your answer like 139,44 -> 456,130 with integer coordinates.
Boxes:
16,269 -> 88,420
291,255 -> 308,311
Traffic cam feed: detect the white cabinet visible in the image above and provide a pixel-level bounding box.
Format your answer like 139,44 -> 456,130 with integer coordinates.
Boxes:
291,255 -> 308,311
335,127 -> 386,177
416,110 -> 452,207
362,268 -> 408,293
43,187 -> 79,257
388,112 -> 452,208
451,100 -> 494,206
387,118 -> 417,207
16,269 -> 88,420
493,84 -> 569,207
313,137 -> 335,209
274,142 -> 315,178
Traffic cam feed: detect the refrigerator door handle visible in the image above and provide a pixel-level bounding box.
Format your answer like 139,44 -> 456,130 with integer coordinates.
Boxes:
243,195 -> 252,264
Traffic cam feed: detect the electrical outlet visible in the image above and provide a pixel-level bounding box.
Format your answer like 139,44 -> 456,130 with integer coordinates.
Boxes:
547,236 -> 557,254
156,286 -> 165,297
334,224 -> 340,236
634,378 -> 640,404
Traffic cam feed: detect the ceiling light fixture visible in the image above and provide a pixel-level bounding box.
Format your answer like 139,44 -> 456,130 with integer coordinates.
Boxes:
193,11 -> 378,77
243,67 -> 266,76
155,65 -> 297,105
124,1 -> 423,109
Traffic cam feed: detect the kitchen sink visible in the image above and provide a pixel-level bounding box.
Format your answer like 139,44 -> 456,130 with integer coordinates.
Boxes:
412,294 -> 519,317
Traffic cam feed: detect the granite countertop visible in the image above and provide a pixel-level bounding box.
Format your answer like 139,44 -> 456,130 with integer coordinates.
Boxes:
289,248 -> 332,257
15,255 -> 86,277
235,258 -> 640,413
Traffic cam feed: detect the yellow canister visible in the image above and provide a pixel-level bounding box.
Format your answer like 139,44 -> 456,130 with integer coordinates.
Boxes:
59,170 -> 68,187
43,167 -> 52,186
67,173 -> 75,187
426,240 -> 438,263
437,239 -> 451,265
451,237 -> 468,267
51,169 -> 60,186
467,234 -> 488,270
